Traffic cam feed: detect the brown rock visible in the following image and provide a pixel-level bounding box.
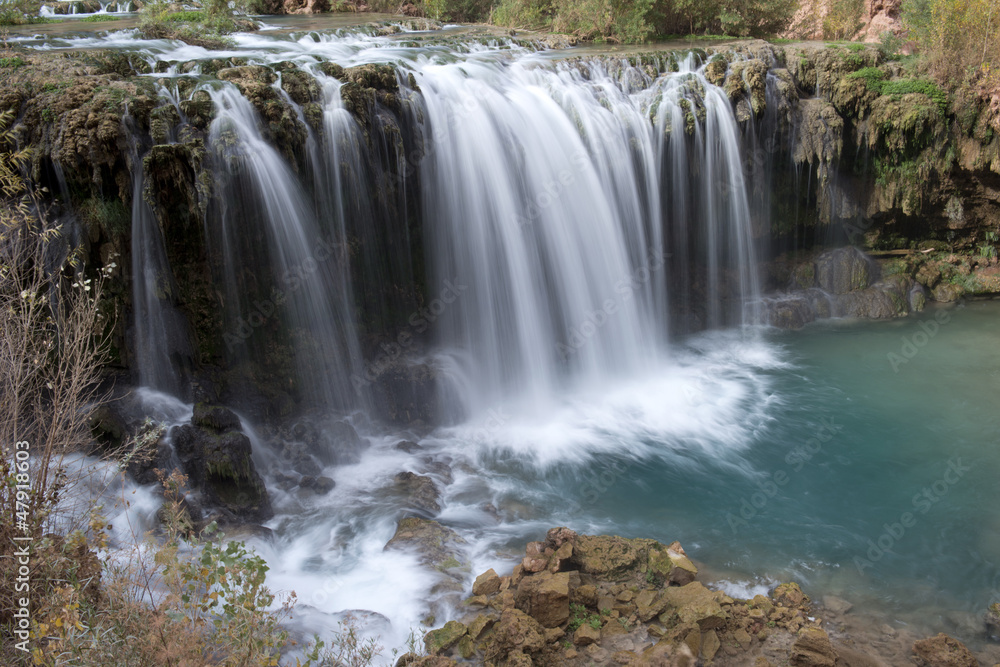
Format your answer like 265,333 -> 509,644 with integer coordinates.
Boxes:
789,627 -> 838,667
473,569 -> 501,596
659,582 -> 728,630
482,609 -> 546,663
701,629 -> 720,660
773,582 -> 810,608
522,541 -> 549,573
572,584 -> 599,607
514,571 -> 571,628
912,633 -> 979,667
574,622 -> 601,645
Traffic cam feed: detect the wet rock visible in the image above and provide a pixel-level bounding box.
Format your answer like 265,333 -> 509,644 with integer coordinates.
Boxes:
648,541 -> 698,585
299,475 -> 335,494
910,283 -> 928,311
384,517 -> 467,574
789,627 -> 838,667
393,471 -> 441,514
821,594 -> 853,614
370,360 -> 440,427
911,633 -> 978,667
395,440 -> 423,453
193,403 -> 241,432
774,582 -> 810,607
985,602 -> 1000,641
566,534 -> 644,580
468,613 -> 496,641
932,283 -> 963,302
424,620 -> 466,655
514,570 -> 570,628
172,405 -> 272,524
815,246 -> 876,294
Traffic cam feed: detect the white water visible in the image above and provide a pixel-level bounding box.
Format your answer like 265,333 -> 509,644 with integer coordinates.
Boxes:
206,84 -> 366,410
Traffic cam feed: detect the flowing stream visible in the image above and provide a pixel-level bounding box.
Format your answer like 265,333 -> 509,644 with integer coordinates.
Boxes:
17,21 -> 1000,656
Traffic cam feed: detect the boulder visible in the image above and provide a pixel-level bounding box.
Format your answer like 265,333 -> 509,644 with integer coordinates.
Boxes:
815,247 -> 876,294
659,582 -> 728,630
574,622 -> 601,645
932,283 -> 963,303
912,633 -> 979,667
514,571 -> 570,628
473,569 -> 502,597
393,472 -> 441,515
482,609 -> 547,663
566,534 -> 644,580
384,518 -> 467,574
424,620 -> 466,655
172,405 -> 272,524
789,627 -> 838,667
648,541 -> 698,585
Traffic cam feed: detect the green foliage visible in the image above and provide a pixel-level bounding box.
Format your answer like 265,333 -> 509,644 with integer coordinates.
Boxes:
0,0 -> 42,26
552,0 -> 655,43
877,30 -> 905,59
903,0 -> 1000,83
979,230 -> 999,257
491,0 -> 552,29
0,56 -> 26,68
822,0 -> 865,39
80,14 -> 121,22
717,0 -> 797,37
848,67 -> 950,114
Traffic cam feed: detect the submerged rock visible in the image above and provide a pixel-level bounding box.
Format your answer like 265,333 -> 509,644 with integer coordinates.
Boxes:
912,633 -> 979,667
393,471 -> 442,515
790,627 -> 838,667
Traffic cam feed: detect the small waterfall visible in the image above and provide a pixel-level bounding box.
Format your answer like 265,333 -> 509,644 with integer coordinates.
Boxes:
205,84 -> 365,412
126,121 -> 191,396
647,55 -> 761,330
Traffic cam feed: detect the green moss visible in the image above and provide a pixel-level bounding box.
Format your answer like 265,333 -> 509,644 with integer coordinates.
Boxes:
80,14 -> 120,22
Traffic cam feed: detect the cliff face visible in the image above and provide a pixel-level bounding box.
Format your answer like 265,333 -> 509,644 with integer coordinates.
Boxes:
786,0 -> 903,41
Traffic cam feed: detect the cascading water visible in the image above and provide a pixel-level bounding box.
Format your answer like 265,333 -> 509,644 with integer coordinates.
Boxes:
125,117 -> 192,396
408,54 -> 760,419
205,84 -> 366,411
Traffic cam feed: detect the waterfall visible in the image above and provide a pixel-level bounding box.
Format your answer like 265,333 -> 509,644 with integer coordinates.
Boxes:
406,54 -> 760,419
205,84 -> 365,412
126,120 -> 191,396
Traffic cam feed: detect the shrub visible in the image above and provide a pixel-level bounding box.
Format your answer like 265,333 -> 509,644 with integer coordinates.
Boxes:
822,0 -> 865,40
552,0 -> 655,43
903,0 -> 1000,83
491,0 -> 552,29
718,0 -> 798,37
